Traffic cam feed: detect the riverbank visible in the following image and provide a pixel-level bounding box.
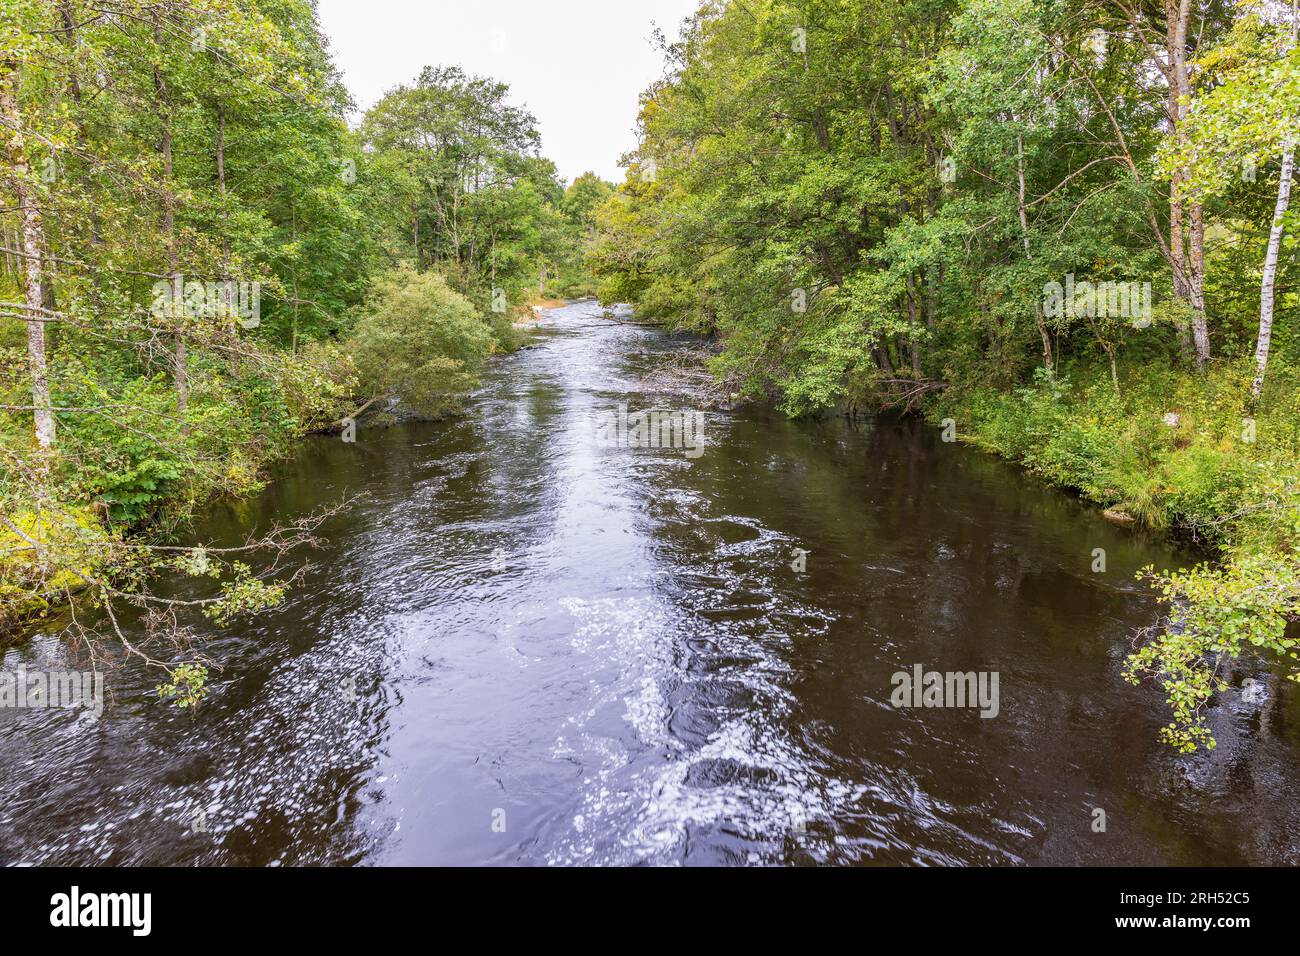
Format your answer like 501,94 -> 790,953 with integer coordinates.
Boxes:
927,356 -> 1300,752
0,340 -> 346,639
0,291 -> 546,648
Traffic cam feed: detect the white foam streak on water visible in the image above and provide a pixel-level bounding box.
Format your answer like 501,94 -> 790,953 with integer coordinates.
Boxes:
542,584 -> 868,865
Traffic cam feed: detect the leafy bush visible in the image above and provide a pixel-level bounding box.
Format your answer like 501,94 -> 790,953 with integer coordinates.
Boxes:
346,266 -> 499,417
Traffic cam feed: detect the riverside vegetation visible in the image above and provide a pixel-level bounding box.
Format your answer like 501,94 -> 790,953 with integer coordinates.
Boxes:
586,0 -> 1300,752
0,0 -> 611,700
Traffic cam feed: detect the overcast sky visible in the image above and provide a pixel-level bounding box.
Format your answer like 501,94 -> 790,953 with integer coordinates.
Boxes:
315,0 -> 701,185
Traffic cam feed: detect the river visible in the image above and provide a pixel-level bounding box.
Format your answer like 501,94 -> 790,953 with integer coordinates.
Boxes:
3,300 -> 1298,866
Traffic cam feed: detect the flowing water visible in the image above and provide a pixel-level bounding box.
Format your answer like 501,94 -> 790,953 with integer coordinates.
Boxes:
3,300 -> 1299,866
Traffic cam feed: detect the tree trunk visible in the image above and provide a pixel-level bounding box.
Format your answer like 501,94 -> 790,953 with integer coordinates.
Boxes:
1166,73 -> 1194,359
1165,6 -> 1187,306
1187,202 -> 1210,366
154,18 -> 186,415
1015,128 -> 1053,370
57,0 -> 103,313
1,58 -> 55,448
804,46 -> 830,151
1251,147 -> 1295,402
873,344 -> 895,375
905,271 -> 921,375
1168,0 -> 1211,368
216,105 -> 241,375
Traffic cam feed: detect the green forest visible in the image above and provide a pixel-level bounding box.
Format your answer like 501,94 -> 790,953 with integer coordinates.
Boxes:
2,0 -> 1299,752
1,1 -> 610,697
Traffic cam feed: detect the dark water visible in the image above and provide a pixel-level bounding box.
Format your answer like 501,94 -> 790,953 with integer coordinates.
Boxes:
4,300 -> 1300,866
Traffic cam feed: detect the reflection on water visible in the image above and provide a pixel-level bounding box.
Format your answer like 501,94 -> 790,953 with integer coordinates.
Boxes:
3,300 -> 1299,866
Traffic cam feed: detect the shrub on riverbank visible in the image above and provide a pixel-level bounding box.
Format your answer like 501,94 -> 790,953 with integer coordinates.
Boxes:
932,357 -> 1300,752
345,266 -> 515,419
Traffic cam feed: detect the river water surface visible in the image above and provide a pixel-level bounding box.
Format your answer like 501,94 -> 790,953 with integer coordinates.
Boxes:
3,300 -> 1299,866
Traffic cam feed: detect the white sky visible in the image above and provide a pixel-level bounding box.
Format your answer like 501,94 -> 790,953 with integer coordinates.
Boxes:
315,0 -> 701,185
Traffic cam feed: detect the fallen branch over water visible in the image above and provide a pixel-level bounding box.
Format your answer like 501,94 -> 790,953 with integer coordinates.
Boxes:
636,340 -> 734,409
875,378 -> 949,413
